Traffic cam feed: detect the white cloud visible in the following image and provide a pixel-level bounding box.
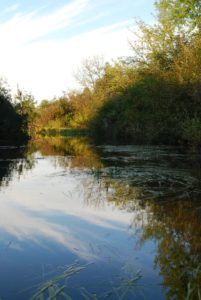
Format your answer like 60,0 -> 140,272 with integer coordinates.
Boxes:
0,0 -> 134,101
2,3 -> 21,14
0,0 -> 89,46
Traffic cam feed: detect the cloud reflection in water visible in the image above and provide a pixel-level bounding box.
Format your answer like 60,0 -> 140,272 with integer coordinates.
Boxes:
0,156 -> 138,261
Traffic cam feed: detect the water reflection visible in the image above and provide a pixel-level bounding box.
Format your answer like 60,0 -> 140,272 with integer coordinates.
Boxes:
96,146 -> 201,299
0,137 -> 135,263
30,135 -> 103,169
133,200 -> 201,300
0,145 -> 34,189
0,137 -> 201,299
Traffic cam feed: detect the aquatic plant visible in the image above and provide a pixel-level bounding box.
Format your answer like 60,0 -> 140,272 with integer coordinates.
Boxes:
30,263 -> 86,300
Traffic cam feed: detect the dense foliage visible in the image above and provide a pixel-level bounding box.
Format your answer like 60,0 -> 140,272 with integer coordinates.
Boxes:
34,0 -> 201,147
89,0 -> 201,146
36,96 -> 74,130
0,82 -> 31,143
1,0 -> 197,147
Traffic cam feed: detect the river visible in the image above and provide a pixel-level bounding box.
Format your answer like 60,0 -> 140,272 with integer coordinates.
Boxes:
0,136 -> 200,299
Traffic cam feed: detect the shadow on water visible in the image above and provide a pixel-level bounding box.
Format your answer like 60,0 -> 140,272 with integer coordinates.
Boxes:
1,136 -> 201,299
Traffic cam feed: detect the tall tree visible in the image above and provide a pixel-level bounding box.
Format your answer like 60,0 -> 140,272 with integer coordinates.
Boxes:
155,0 -> 201,33
74,55 -> 105,91
15,88 -> 36,135
0,80 -> 25,142
131,0 -> 201,69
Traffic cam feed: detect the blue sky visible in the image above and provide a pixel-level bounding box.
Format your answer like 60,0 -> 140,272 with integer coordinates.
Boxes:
0,0 -> 155,101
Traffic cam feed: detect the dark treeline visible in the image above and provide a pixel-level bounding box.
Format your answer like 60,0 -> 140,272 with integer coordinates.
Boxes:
0,80 -> 35,144
2,0 -> 201,147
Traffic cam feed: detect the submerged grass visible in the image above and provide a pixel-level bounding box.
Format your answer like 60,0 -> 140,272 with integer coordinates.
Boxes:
29,261 -> 144,300
30,262 -> 86,300
184,263 -> 201,300
110,269 -> 145,300
80,288 -> 98,300
185,283 -> 201,300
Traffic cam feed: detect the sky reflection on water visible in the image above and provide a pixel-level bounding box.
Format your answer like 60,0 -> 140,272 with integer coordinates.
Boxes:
0,138 -> 200,299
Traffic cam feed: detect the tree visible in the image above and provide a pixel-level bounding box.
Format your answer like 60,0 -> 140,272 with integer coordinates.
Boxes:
74,55 -> 105,90
94,60 -> 136,99
35,96 -> 74,129
0,80 -> 26,142
14,88 -> 36,134
131,0 -> 201,71
155,0 -> 201,34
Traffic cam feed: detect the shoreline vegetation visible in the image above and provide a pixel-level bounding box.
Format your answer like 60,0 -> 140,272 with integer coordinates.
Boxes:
1,0 -> 201,148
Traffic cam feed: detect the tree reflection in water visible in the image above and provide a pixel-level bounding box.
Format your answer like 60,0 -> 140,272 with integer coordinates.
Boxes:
30,135 -> 103,170
135,199 -> 201,300
7,136 -> 201,300
0,145 -> 35,189
54,140 -> 201,300
85,177 -> 201,299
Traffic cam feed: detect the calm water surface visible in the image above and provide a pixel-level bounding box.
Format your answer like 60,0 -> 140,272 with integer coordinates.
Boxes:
0,136 -> 201,300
